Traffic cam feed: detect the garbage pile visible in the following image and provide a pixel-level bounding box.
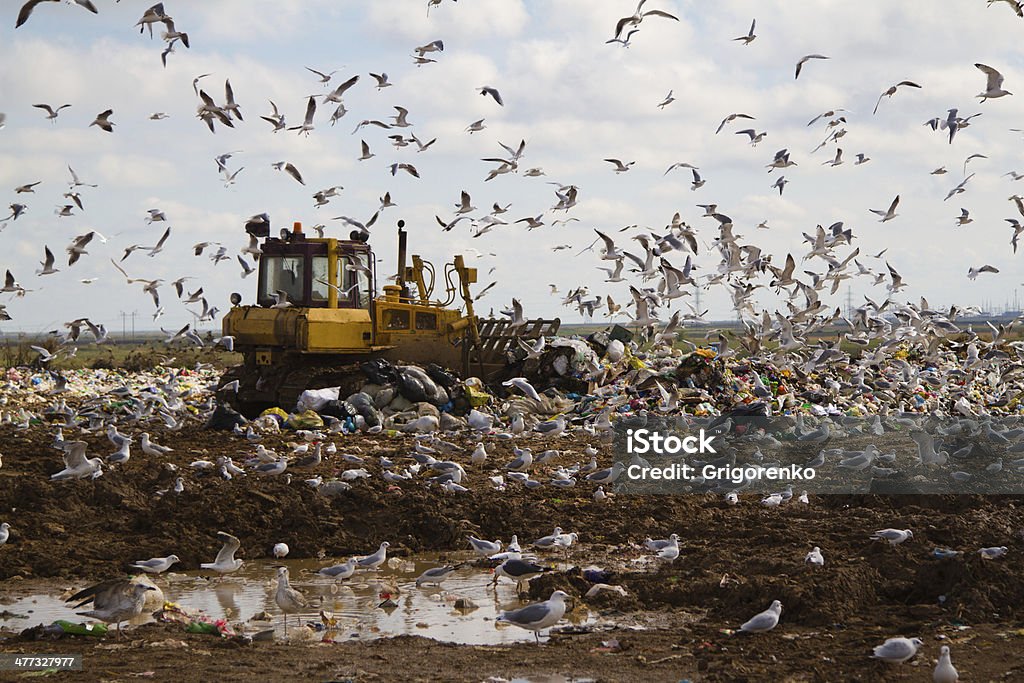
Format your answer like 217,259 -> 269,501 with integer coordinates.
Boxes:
203,324 -> 1024,436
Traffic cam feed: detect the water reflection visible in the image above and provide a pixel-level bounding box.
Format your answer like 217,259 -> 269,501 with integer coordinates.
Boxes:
0,552 -> 592,645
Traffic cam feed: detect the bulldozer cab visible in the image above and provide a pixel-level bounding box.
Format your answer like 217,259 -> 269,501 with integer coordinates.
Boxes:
256,228 -> 372,309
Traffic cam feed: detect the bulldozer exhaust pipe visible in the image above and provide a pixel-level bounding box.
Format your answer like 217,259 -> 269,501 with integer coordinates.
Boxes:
396,220 -> 407,290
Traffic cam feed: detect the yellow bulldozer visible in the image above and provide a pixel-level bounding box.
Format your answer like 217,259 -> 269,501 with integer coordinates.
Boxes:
218,218 -> 559,415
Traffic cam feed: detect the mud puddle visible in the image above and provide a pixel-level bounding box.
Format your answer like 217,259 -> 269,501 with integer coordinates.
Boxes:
0,552 -> 594,644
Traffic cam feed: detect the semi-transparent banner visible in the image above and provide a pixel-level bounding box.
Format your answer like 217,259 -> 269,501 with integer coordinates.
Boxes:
611,413 -> 1024,494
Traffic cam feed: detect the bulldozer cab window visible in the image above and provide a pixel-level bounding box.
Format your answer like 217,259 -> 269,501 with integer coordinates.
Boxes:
341,254 -> 372,308
258,255 -> 304,306
311,256 -> 330,302
384,308 -> 410,330
415,311 -> 437,330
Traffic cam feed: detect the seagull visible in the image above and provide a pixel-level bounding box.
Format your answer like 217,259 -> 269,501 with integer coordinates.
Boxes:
976,63 -> 1012,101
496,590 -> 570,644
416,565 -> 457,587
357,139 -> 374,161
657,90 -> 675,108
872,637 -> 923,664
67,579 -> 156,638
370,72 -> 392,89
273,161 -> 305,185
733,18 -> 756,45
869,195 -> 900,222
873,80 -> 922,114
468,536 -> 502,556
503,377 -> 542,401
51,441 -> 102,481
17,0 -> 98,29
89,109 -> 114,132
870,528 -> 913,545
479,85 -> 504,105
716,113 -> 754,134
934,645 -> 959,683
355,541 -> 390,569
604,158 -> 635,173
466,118 -> 486,133
967,264 -> 999,279
795,54 -> 829,80
306,66 -> 338,85
37,246 -> 60,276
32,103 -> 71,122
612,0 -> 679,40
200,531 -> 243,574
740,600 -> 783,632
390,163 -> 420,178
130,555 -> 180,574
691,168 -> 705,190
735,129 -> 767,145
66,232 -> 94,266
260,100 -> 286,131
288,97 -> 316,136
274,566 -> 308,634
318,558 -> 357,580
955,208 -> 973,226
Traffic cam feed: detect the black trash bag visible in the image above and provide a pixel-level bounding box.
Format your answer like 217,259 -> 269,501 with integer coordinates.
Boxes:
708,401 -> 768,432
397,366 -> 449,406
346,392 -> 382,427
206,402 -> 247,430
426,363 -> 459,391
361,358 -> 397,385
318,399 -> 358,420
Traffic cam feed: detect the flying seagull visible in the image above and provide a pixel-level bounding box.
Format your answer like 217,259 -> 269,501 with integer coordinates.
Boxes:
612,0 -> 679,40
976,63 -> 1012,101
288,96 -> 316,136
795,54 -> 829,79
716,113 -> 754,134
273,161 -> 305,185
479,86 -> 504,106
17,0 -> 97,28
604,158 -> 635,173
32,103 -> 71,122
869,195 -> 900,222
873,80 -> 922,114
89,109 -> 114,132
967,264 -> 999,279
733,18 -> 756,45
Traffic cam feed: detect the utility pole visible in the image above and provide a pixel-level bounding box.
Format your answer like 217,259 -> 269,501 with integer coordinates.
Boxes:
130,311 -> 136,342
845,287 -> 853,319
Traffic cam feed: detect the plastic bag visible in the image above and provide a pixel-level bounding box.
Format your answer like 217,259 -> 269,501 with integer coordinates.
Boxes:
296,387 -> 340,412
287,409 -> 324,429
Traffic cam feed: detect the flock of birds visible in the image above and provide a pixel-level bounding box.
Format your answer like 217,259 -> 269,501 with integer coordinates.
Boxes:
2,0 -> 1024,343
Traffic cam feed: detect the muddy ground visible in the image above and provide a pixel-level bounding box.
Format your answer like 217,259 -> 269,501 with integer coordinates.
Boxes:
2,416 -> 1024,681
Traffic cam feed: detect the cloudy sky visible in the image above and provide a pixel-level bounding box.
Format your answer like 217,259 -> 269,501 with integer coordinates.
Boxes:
2,0 -> 1024,336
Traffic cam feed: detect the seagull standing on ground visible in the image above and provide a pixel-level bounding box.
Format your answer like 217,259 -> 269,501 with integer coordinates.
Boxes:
496,590 -> 571,644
